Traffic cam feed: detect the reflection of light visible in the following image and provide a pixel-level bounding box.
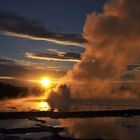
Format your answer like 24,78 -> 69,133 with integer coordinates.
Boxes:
39,102 -> 50,111
40,77 -> 51,87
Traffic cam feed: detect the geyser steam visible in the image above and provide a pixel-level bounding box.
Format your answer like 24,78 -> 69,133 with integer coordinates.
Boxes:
48,0 -> 140,109
47,85 -> 71,111
63,0 -> 140,99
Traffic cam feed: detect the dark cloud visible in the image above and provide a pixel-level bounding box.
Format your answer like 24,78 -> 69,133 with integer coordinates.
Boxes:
0,12 -> 85,47
0,58 -> 65,86
0,59 -> 14,64
0,58 -> 36,77
26,51 -> 81,62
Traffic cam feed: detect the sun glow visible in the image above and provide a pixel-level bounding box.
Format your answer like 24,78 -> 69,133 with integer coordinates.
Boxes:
39,101 -> 50,111
40,77 -> 51,87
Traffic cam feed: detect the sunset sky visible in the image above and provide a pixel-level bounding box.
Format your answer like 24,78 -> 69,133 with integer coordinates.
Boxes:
0,0 -> 106,86
0,2 -> 140,139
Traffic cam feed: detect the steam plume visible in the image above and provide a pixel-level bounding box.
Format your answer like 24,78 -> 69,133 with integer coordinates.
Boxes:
47,85 -> 71,111
47,0 -> 140,106
59,0 -> 140,99
47,0 -> 140,111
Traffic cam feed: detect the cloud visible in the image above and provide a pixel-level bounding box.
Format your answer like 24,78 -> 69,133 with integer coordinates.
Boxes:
0,57 -> 38,77
0,59 -> 14,64
0,12 -> 85,47
0,57 -> 65,86
26,51 -> 81,62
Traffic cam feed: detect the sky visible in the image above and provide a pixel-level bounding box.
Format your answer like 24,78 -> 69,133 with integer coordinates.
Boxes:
0,0 -> 106,86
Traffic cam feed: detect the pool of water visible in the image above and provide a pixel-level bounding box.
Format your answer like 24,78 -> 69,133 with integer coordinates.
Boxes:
0,98 -> 140,139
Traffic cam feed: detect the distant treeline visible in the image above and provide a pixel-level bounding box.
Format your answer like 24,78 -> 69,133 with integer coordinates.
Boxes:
0,82 -> 44,100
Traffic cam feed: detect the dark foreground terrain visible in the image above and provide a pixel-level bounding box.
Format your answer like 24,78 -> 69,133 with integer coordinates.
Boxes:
0,109 -> 140,119
0,109 -> 140,140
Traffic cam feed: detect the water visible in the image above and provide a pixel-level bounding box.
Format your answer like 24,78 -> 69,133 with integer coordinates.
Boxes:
0,98 -> 140,140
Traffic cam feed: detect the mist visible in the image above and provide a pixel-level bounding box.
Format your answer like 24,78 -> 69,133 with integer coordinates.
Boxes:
47,85 -> 71,111
61,0 -> 140,99
46,0 -> 140,111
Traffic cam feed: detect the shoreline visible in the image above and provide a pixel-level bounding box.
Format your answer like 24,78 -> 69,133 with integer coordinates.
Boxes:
0,109 -> 140,119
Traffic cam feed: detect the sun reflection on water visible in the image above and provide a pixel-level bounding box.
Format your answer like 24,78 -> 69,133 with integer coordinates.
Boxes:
0,98 -> 52,112
38,101 -> 51,111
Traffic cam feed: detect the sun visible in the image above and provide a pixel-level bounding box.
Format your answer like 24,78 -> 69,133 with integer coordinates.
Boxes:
40,77 -> 51,87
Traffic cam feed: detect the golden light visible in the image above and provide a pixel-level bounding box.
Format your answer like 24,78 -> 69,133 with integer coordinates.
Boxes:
40,77 -> 51,87
39,101 -> 50,111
